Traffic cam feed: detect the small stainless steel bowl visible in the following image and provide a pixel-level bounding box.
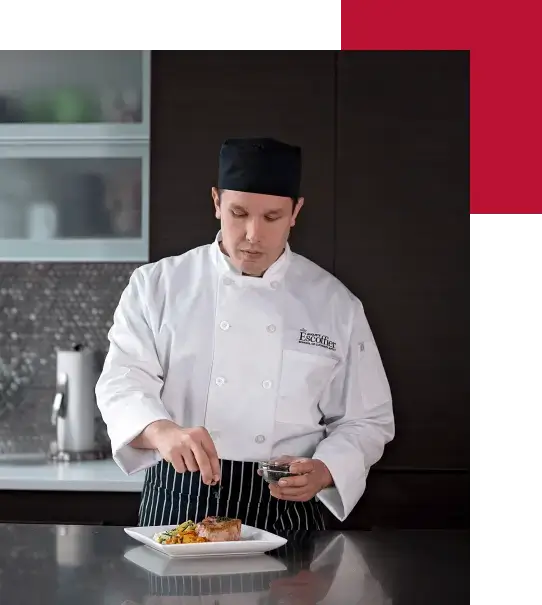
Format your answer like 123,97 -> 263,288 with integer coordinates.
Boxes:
258,460 -> 300,484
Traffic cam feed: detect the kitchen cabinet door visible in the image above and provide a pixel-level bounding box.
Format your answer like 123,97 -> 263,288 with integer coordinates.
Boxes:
149,51 -> 336,273
0,51 -> 149,262
0,490 -> 140,526
335,51 -> 470,470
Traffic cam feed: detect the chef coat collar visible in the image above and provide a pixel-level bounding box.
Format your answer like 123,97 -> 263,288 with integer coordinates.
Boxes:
211,230 -> 291,285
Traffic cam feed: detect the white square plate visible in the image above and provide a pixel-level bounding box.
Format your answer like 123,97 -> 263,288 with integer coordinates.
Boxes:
124,524 -> 288,558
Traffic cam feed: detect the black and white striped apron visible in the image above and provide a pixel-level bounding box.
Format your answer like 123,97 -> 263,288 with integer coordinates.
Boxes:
138,458 -> 327,532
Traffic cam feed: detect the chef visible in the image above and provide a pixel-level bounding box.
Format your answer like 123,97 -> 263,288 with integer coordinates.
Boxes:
96,137 -> 395,533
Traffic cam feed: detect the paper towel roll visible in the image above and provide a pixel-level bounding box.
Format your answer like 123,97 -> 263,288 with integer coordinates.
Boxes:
55,345 -> 97,452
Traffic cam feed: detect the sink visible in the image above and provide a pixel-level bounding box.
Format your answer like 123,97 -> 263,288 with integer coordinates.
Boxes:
0,453 -> 50,465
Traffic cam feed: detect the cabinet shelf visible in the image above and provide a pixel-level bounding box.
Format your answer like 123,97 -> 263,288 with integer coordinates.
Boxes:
0,140 -> 149,159
0,123 -> 149,144
0,238 -> 148,262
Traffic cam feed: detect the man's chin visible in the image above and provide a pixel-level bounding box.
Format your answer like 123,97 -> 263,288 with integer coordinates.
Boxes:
240,262 -> 266,277
242,268 -> 265,277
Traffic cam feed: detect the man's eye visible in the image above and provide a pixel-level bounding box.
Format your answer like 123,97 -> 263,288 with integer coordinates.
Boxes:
231,211 -> 246,217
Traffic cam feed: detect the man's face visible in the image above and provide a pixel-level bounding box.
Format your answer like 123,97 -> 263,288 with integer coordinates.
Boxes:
212,188 -> 304,276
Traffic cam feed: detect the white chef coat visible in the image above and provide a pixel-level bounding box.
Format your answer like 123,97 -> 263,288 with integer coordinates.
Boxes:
95,231 -> 394,522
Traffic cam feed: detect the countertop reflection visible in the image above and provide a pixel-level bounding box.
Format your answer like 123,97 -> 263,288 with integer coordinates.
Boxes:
0,524 -> 468,604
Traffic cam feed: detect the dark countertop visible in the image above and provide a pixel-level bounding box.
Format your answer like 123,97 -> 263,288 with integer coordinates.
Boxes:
0,524 -> 469,604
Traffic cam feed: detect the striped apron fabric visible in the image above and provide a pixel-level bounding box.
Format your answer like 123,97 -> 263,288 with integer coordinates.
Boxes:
138,459 -> 327,532
147,567 -> 286,597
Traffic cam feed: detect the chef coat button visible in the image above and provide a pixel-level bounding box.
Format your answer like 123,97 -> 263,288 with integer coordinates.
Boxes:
262,380 -> 272,389
270,281 -> 279,290
220,320 -> 230,331
215,377 -> 226,386
223,277 -> 233,286
255,434 -> 266,444
266,324 -> 276,333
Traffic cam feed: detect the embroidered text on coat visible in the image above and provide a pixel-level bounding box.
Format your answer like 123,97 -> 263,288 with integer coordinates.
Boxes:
298,329 -> 337,351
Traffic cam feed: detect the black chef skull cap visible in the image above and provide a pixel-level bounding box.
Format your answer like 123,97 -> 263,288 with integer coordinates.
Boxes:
218,137 -> 302,199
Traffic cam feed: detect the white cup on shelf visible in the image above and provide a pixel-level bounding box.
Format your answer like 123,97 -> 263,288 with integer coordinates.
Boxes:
27,201 -> 58,240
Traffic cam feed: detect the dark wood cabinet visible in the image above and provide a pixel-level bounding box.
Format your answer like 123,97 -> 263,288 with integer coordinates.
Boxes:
334,51 -> 470,471
0,491 -> 140,526
150,51 -> 336,273
325,470 -> 469,530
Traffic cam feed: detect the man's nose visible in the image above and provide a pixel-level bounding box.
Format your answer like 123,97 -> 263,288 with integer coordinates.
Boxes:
245,218 -> 263,243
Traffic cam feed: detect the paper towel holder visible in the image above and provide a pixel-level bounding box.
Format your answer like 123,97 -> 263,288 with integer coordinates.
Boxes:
49,343 -> 110,462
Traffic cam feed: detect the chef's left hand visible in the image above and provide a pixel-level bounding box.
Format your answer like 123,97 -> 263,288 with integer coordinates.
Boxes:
265,457 -> 334,502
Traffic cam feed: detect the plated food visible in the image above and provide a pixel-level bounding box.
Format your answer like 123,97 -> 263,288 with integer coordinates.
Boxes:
196,515 -> 242,542
153,520 -> 206,544
153,516 -> 242,545
125,521 -> 288,559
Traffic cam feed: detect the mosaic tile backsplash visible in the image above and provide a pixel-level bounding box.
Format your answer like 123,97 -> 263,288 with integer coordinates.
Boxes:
0,262 -> 139,454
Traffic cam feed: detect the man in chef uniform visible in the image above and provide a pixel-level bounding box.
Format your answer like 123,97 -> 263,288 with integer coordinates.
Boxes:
96,137 -> 395,532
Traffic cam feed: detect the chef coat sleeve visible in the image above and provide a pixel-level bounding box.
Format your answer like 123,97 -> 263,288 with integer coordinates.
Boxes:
95,266 -> 172,475
312,299 -> 395,521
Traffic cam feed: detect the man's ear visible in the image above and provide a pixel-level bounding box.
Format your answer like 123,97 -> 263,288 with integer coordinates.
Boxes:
212,187 -> 221,218
290,197 -> 304,227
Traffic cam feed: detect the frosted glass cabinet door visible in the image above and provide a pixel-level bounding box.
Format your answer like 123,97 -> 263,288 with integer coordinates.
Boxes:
0,51 -> 143,124
0,158 -> 142,239
0,51 -> 149,261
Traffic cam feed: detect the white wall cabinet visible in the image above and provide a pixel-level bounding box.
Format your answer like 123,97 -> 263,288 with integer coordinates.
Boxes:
0,51 -> 150,262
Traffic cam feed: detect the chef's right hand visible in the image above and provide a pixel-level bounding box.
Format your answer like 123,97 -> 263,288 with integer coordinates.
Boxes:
144,420 -> 221,485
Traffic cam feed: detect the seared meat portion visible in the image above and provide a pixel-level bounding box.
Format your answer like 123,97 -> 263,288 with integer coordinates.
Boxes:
195,516 -> 242,542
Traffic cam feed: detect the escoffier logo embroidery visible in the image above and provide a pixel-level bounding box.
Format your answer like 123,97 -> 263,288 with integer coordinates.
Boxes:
298,329 -> 336,351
